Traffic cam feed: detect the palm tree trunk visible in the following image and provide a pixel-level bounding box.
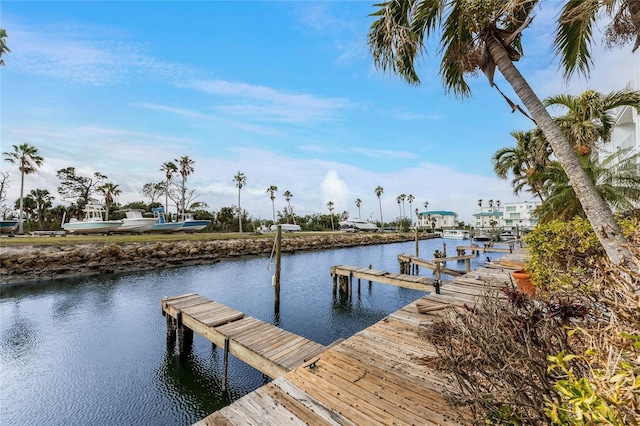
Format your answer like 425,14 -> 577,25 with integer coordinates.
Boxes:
486,36 -> 634,269
237,189 -> 242,233
18,171 -> 25,234
378,198 -> 383,229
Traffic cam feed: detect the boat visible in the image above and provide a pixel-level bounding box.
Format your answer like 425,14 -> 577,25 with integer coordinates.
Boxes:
62,205 -> 123,234
148,207 -> 184,233
338,218 -> 378,232
270,223 -> 301,232
113,210 -> 158,233
473,230 -> 492,242
441,229 -> 470,240
0,220 -> 19,235
181,213 -> 211,233
500,230 -> 516,241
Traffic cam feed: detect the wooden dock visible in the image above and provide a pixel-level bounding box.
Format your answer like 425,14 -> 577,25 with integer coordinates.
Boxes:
397,253 -> 477,277
162,294 -> 327,380
196,249 -> 529,425
330,264 -> 438,295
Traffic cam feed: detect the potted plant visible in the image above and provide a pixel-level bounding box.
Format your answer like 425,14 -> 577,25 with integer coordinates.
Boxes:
511,269 -> 536,297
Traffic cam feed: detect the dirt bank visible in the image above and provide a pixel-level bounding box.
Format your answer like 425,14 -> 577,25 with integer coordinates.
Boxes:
0,232 -> 434,286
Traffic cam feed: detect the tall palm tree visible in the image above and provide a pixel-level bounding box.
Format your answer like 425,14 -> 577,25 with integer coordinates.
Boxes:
375,186 -> 384,228
368,0 -> 635,267
283,190 -> 296,224
399,194 -> 407,221
355,198 -> 362,218
488,199 -> 494,212
536,149 -> 640,224
0,28 -> 10,66
266,185 -> 278,223
175,156 -> 195,220
396,195 -> 403,228
3,143 -> 43,234
327,201 -> 335,231
407,194 -> 415,225
97,182 -> 121,220
160,161 -> 177,218
493,129 -> 551,201
233,171 -> 246,233
544,89 -> 640,156
424,201 -> 429,211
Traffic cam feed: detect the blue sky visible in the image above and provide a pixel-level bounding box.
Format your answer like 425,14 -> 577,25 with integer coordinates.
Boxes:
1,1 -> 637,224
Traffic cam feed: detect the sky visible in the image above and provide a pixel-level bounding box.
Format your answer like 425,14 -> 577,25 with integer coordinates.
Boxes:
1,1 -> 638,224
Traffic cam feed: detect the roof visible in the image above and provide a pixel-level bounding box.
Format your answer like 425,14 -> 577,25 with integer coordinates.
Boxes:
473,212 -> 503,217
420,210 -> 457,216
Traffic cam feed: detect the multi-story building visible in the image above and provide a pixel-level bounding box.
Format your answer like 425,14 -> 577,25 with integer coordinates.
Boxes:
416,210 -> 459,229
472,201 -> 540,230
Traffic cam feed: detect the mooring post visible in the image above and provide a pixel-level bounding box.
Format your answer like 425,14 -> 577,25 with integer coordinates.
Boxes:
166,314 -> 177,348
443,242 -> 447,257
466,258 -> 471,272
415,228 -> 419,275
177,311 -> 193,356
222,336 -> 230,393
274,225 -> 282,308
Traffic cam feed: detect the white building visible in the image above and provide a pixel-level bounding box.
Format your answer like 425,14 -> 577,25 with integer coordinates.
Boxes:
473,201 -> 540,230
416,210 -> 459,229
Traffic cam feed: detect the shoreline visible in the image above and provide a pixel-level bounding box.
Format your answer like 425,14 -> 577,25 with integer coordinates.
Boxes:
0,232 -> 438,287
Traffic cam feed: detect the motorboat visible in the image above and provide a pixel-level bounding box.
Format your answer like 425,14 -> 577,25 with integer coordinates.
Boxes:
181,213 -> 211,233
270,223 -> 301,232
0,219 -> 19,235
473,230 -> 492,242
114,209 -> 158,233
148,207 -> 184,233
338,218 -> 378,232
62,205 -> 123,234
441,229 -> 470,240
500,230 -> 516,241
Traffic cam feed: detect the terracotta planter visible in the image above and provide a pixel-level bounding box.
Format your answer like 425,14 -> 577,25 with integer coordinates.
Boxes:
511,269 -> 536,297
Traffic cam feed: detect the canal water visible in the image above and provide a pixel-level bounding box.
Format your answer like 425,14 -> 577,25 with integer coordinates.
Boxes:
0,238 -> 504,426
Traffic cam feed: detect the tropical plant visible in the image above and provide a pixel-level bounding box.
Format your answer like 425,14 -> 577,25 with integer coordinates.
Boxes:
327,201 -> 335,231
3,143 -> 43,234
399,193 -> 407,221
98,182 -> 121,220
27,188 -> 54,230
396,195 -> 403,228
283,190 -> 296,224
355,198 -> 362,218
544,89 -> 640,156
367,0 -> 636,268
56,167 -> 107,218
140,182 -> 165,204
233,171 -> 246,232
174,156 -> 195,220
266,185 -> 278,223
160,161 -> 177,217
424,201 -> 429,211
375,186 -> 384,227
535,149 -> 640,224
0,28 -> 10,66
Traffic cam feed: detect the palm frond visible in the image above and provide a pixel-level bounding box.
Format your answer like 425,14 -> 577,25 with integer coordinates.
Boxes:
554,0 -> 599,81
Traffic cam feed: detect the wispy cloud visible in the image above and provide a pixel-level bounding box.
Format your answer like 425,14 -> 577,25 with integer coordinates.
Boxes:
297,144 -> 416,160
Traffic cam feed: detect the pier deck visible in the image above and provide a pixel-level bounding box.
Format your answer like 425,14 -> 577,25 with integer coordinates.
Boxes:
195,248 -> 529,425
330,264 -> 438,294
162,294 -> 327,379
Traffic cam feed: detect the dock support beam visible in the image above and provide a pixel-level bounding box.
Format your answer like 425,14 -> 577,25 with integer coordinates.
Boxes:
222,336 -> 230,393
166,314 -> 177,347
177,311 -> 193,356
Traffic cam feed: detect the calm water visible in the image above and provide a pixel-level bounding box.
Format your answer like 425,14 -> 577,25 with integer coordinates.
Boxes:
0,238 -> 503,426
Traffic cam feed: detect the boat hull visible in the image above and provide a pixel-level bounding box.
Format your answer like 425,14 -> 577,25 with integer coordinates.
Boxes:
0,220 -> 19,234
148,222 -> 184,233
181,220 -> 211,232
63,221 -> 123,234
114,218 -> 158,233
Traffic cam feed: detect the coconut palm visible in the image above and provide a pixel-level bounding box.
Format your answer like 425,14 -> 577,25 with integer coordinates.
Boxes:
0,28 -> 10,66
424,201 -> 429,211
355,198 -> 362,218
396,195 -> 403,229
536,148 -> 640,224
160,161 -> 177,218
3,143 -> 43,234
407,194 -> 415,225
266,185 -> 278,223
368,0 -> 635,267
283,190 -> 296,224
399,194 -> 407,221
97,182 -> 121,220
375,186 -> 384,228
233,172 -> 246,233
544,89 -> 640,156
174,156 -> 195,220
327,201 -> 335,231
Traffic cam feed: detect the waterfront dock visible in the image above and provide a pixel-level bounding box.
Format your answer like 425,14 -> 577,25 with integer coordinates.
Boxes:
330,264 -> 438,294
162,294 -> 327,380
195,248 -> 528,425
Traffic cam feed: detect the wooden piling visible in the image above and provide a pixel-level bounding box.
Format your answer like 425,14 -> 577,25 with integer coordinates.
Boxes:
274,225 -> 282,307
222,336 -> 230,393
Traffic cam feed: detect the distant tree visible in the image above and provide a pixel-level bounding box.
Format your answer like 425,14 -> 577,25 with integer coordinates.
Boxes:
216,206 -> 235,232
407,194 -> 415,224
355,198 -> 362,218
396,195 -> 403,228
0,28 -> 10,66
327,201 -> 335,231
233,172 -> 246,232
56,167 -> 107,218
98,182 -> 121,220
424,201 -> 429,211
399,193 -> 407,221
0,171 -> 9,207
160,161 -> 177,216
3,143 -> 44,233
173,156 -> 196,220
283,190 -> 296,224
267,185 -> 278,223
375,186 -> 384,227
28,188 -> 54,230
16,195 -> 37,232
141,182 -> 165,204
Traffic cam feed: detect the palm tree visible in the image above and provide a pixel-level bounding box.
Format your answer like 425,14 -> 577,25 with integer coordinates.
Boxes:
368,0 -> 635,267
327,201 -> 335,231
160,161 -> 177,218
536,149 -> 640,224
396,195 -> 403,229
0,28 -> 10,66
496,200 -> 501,212
407,194 -> 415,225
233,172 -> 246,232
283,190 -> 296,224
3,143 -> 43,234
97,182 -> 121,220
375,186 -> 384,228
355,198 -> 362,218
28,188 -> 53,230
544,89 -> 640,156
488,199 -> 494,212
266,185 -> 278,223
424,201 -> 429,211
399,194 -> 407,221
175,156 -> 195,220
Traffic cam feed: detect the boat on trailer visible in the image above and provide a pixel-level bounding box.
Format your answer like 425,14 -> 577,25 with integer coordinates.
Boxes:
113,210 -> 158,233
0,220 -> 19,235
62,205 -> 123,234
181,213 -> 211,232
338,218 -> 379,232
148,207 -> 184,233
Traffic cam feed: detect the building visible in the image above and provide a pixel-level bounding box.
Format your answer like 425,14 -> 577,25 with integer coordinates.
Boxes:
472,201 -> 540,230
416,210 -> 459,229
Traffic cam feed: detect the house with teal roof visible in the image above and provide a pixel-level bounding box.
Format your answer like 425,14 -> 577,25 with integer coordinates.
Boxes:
416,210 -> 459,229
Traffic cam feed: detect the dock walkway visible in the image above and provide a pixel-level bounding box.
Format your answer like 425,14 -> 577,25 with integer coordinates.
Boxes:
330,264 -> 438,294
195,249 -> 528,425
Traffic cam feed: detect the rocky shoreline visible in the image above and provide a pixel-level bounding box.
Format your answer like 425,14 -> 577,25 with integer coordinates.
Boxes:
0,232 -> 435,286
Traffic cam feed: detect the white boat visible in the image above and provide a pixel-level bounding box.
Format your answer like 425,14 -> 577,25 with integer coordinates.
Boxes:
338,218 -> 378,232
181,213 -> 211,232
0,220 -> 19,235
62,205 -> 123,234
441,229 -> 470,240
148,207 -> 184,233
113,210 -> 158,233
270,223 -> 301,232
473,230 -> 492,242
500,230 -> 516,241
